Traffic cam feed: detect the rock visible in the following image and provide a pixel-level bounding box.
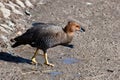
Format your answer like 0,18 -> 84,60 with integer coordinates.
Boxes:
7,20 -> 15,27
25,10 -> 31,16
16,31 -> 22,36
12,7 -> 23,15
0,7 -> 11,18
25,0 -> 33,8
5,2 -> 23,15
16,0 -> 26,8
0,35 -> 8,42
0,42 -> 8,48
0,2 -> 11,18
9,1 -> 21,9
86,2 -> 92,5
0,24 -> 13,31
107,69 -> 114,73
0,2 -> 5,7
5,20 -> 15,31
0,26 -> 9,33
0,35 -> 8,48
0,24 -> 14,31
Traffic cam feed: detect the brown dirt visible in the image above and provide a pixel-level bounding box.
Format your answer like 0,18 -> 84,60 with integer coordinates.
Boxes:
0,0 -> 120,80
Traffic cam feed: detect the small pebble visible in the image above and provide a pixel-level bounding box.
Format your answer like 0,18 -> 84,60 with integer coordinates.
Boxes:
25,10 -> 31,16
107,69 -> 114,73
107,58 -> 110,61
86,2 -> 92,5
17,31 -> 22,35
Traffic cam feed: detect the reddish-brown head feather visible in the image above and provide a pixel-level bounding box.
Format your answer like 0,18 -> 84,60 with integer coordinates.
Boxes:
64,21 -> 80,36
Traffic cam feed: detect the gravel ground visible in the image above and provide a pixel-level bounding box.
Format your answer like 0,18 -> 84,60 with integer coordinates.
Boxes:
0,0 -> 120,80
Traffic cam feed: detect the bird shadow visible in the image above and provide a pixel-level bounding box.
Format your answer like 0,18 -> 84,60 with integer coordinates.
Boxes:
0,52 -> 31,64
62,44 -> 74,48
32,22 -> 46,26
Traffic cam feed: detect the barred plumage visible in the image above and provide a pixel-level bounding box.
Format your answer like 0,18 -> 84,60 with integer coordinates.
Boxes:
11,21 -> 85,66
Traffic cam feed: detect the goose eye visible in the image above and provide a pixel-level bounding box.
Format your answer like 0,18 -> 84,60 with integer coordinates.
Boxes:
76,26 -> 79,28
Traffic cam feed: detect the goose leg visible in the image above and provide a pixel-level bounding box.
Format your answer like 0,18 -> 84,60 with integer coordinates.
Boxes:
31,48 -> 39,64
44,53 -> 54,67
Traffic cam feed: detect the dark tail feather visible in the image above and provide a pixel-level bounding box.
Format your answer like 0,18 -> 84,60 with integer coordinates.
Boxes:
11,42 -> 21,48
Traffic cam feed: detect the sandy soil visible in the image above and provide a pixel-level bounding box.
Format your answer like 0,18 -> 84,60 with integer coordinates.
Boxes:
0,0 -> 120,80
